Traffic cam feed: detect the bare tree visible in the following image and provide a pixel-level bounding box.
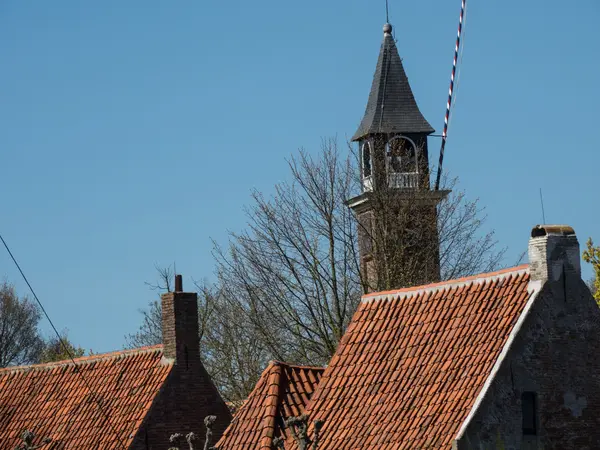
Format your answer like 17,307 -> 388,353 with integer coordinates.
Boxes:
213,138 -> 504,367
214,138 -> 361,365
363,173 -> 504,290
438,177 -> 505,279
197,285 -> 270,402
354,134 -> 505,292
145,263 -> 175,292
0,282 -> 44,368
125,299 -> 162,348
125,265 -> 173,348
129,137 -> 505,398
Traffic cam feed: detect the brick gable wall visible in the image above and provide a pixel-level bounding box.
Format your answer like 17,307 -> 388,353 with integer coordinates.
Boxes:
130,289 -> 231,450
131,360 -> 231,450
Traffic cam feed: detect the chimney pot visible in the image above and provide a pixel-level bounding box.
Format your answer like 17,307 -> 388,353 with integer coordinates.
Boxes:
175,274 -> 183,292
161,281 -> 199,363
528,224 -> 580,282
531,224 -> 575,238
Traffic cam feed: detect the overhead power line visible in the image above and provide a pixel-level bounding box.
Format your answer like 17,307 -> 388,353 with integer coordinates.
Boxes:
435,0 -> 467,191
0,232 -> 127,450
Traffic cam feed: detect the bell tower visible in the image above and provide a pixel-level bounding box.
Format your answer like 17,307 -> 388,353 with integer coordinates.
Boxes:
348,23 -> 450,293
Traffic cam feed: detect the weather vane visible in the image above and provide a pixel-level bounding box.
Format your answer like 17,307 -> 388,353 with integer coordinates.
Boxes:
385,0 -> 390,23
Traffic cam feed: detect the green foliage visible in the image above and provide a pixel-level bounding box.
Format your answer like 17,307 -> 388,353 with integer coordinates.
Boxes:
583,238 -> 600,302
495,429 -> 505,450
40,330 -> 85,363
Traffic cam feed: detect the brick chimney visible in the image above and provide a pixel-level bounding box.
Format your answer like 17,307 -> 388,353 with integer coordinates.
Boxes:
528,225 -> 581,282
161,274 -> 200,366
138,276 -> 232,448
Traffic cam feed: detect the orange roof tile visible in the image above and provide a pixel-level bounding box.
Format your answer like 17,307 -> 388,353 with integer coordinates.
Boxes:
216,361 -> 324,450
305,265 -> 536,449
0,345 -> 172,449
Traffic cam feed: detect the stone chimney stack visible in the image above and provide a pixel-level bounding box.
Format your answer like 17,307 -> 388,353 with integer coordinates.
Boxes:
161,274 -> 200,366
528,225 -> 581,282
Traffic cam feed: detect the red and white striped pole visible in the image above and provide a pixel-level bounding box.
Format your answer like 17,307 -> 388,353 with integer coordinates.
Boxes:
435,0 -> 466,191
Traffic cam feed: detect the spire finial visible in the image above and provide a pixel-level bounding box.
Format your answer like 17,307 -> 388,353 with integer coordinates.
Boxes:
383,23 -> 393,35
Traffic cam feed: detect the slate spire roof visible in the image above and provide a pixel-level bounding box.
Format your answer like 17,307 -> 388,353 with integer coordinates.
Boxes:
352,23 -> 435,141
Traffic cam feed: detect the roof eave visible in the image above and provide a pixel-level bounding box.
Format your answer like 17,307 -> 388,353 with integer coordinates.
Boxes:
352,29 -> 436,142
352,126 -> 436,142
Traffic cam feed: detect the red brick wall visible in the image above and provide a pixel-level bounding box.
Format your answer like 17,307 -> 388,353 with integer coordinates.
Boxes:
130,291 -> 231,450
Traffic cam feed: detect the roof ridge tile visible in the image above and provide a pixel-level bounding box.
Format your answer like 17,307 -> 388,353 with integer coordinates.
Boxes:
216,362 -> 324,450
0,344 -> 165,374
0,343 -> 171,448
362,264 -> 530,303
303,266 -> 535,449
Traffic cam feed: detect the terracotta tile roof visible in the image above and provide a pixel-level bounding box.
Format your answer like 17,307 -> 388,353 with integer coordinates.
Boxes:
0,345 -> 172,449
305,265 -> 537,449
216,361 -> 324,450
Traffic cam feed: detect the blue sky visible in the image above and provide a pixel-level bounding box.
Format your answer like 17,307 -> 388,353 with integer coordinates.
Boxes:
1,1 -> 598,353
